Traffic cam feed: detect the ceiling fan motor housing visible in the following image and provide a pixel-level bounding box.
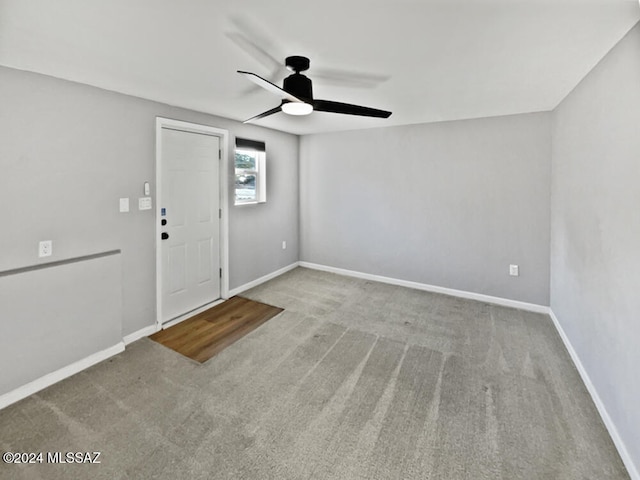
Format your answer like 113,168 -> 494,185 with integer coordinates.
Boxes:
285,56 -> 310,72
284,73 -> 313,101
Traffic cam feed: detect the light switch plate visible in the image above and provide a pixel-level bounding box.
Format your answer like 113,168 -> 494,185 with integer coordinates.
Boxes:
138,197 -> 152,210
509,264 -> 519,276
119,197 -> 130,213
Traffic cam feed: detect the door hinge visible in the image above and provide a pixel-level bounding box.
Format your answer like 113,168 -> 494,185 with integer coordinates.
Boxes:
218,149 -> 221,160
219,268 -> 222,278
218,208 -> 222,219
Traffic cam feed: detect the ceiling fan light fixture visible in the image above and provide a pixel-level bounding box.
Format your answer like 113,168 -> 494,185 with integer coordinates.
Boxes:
282,102 -> 313,116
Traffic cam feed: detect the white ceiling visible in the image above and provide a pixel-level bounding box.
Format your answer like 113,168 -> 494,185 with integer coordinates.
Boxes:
0,0 -> 638,135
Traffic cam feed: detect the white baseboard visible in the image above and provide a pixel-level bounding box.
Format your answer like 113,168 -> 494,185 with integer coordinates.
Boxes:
229,262 -> 300,297
548,309 -> 639,480
123,325 -> 159,345
0,342 -> 125,411
298,261 -> 548,314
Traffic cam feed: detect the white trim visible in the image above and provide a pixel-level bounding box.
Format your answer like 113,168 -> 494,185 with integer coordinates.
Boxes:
548,309 -> 640,480
162,298 -> 226,329
155,118 -> 230,331
123,325 -> 159,345
229,262 -> 300,297
298,261 -> 549,313
0,342 -> 125,410
219,129 -> 230,301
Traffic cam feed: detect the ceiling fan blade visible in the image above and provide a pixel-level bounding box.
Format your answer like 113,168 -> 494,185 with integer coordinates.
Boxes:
313,99 -> 392,118
243,105 -> 282,124
312,68 -> 390,89
227,15 -> 283,70
226,32 -> 283,72
237,69 -> 283,97
238,71 -> 303,103
228,35 -> 283,94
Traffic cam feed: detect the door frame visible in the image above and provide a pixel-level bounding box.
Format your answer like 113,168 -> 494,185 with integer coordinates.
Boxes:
155,117 -> 230,331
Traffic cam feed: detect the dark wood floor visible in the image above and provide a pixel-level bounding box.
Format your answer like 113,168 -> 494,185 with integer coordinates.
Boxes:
149,296 -> 284,363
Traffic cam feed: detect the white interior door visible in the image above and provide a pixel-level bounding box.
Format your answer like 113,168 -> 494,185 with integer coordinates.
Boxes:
160,127 -> 221,323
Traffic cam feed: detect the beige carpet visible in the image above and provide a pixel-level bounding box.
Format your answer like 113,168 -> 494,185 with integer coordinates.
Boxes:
0,267 -> 629,479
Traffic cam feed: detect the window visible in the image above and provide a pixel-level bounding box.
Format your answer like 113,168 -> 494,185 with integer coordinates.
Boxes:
235,138 -> 266,205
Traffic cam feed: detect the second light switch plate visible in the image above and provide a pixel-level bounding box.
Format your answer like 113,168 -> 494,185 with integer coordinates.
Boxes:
139,197 -> 152,210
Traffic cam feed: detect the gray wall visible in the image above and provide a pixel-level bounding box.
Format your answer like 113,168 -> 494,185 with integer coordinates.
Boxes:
0,252 -> 122,396
300,113 -> 551,305
0,66 -> 299,338
551,22 -> 640,473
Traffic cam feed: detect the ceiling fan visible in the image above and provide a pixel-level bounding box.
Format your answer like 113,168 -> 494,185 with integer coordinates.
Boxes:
238,56 -> 392,123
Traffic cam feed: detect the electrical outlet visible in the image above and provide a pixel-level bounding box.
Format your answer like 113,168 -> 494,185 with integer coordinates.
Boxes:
119,197 -> 130,213
282,240 -> 287,250
509,264 -> 519,276
39,240 -> 52,258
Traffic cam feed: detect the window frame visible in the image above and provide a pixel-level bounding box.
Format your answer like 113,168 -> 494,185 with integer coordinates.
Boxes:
234,140 -> 266,206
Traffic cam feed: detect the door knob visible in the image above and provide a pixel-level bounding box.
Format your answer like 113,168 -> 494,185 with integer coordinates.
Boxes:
161,232 -> 169,240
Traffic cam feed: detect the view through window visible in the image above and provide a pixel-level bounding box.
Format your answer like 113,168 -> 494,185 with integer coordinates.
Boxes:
235,138 -> 266,205
235,149 -> 258,203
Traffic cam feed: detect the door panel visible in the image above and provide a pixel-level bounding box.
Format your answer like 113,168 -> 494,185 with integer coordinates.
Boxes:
197,238 -> 213,284
160,127 -> 220,323
168,244 -> 187,294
